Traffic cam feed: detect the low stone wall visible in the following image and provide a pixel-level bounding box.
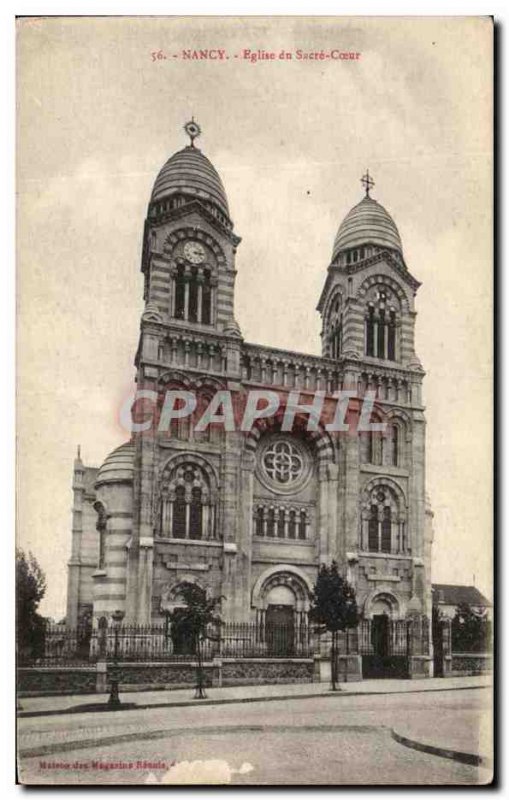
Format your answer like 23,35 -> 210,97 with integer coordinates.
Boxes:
108,662 -> 213,691
18,658 -> 314,696
221,658 -> 314,686
17,667 -> 97,696
451,653 -> 493,676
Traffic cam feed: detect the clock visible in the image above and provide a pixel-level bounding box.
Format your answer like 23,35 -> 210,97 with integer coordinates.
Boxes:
183,240 -> 206,265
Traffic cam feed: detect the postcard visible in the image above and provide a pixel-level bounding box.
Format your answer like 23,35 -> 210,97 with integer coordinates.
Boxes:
16,15 -> 493,785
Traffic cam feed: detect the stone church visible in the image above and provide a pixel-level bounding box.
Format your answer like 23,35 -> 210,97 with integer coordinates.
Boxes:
66,121 -> 434,637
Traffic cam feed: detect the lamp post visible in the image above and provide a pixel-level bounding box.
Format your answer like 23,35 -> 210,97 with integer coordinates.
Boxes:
108,609 -> 125,708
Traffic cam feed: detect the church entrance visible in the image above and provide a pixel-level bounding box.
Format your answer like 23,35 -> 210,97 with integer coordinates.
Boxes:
265,604 -> 295,656
361,615 -> 409,679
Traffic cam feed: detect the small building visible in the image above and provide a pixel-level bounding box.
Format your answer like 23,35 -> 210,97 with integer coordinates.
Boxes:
432,584 -> 492,621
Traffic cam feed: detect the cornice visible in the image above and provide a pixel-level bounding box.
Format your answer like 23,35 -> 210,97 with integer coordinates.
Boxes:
145,200 -> 241,247
317,249 -> 421,311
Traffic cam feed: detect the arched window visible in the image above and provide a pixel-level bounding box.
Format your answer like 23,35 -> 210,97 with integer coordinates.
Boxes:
188,268 -> 198,322
202,270 -> 212,325
391,424 -> 399,466
364,288 -> 399,361
255,506 -> 264,537
174,266 -> 185,319
366,305 -> 375,356
388,310 -> 396,360
189,487 -> 203,539
327,296 -> 343,360
288,510 -> 297,539
94,502 -> 108,570
252,504 -> 311,541
298,510 -> 307,540
172,486 -> 187,538
362,484 -> 406,554
381,506 -> 392,552
267,508 -> 276,538
172,259 -> 215,325
368,504 -> 379,551
160,460 -> 217,541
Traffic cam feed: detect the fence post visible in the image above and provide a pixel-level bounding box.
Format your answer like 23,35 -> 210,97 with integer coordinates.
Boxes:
96,661 -> 108,693
442,618 -> 452,677
212,657 -> 223,688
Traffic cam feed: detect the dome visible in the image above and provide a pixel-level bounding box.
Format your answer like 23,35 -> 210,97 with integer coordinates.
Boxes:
95,442 -> 135,487
332,196 -> 403,261
150,145 -> 230,218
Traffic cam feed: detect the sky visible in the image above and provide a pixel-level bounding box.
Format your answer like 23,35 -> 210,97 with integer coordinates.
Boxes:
16,16 -> 493,617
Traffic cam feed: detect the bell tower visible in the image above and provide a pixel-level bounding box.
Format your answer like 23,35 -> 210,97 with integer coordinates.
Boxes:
140,120 -> 241,336
317,173 -> 433,628
317,171 -> 421,366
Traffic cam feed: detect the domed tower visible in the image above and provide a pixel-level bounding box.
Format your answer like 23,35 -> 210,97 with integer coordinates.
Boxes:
124,123 -> 244,623
317,171 -> 421,366
140,120 -> 241,336
318,173 -> 432,648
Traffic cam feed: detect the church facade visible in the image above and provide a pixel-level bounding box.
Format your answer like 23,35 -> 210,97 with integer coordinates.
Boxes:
66,122 -> 434,641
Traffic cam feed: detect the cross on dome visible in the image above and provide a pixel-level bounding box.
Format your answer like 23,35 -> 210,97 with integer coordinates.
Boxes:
184,118 -> 201,147
361,169 -> 375,198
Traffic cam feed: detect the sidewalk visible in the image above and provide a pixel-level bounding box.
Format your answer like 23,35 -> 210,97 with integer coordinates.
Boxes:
18,674 -> 491,718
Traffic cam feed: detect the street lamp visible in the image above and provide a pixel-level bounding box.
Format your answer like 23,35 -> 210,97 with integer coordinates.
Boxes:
108,609 -> 125,708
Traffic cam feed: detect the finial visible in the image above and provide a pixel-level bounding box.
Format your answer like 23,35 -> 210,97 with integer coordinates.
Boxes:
184,118 -> 201,147
361,169 -> 375,198
77,444 -> 81,459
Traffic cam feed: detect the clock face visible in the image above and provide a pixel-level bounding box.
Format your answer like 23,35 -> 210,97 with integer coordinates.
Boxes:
183,240 -> 206,265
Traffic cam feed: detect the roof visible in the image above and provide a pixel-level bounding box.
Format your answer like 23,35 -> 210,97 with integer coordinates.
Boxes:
432,584 -> 492,608
95,442 -> 135,487
150,145 -> 230,217
332,196 -> 403,260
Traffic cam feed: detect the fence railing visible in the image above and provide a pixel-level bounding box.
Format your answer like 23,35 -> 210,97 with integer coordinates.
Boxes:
20,616 -> 431,666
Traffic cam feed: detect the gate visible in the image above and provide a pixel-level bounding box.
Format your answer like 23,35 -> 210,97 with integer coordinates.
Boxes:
359,617 -> 409,678
265,605 -> 295,656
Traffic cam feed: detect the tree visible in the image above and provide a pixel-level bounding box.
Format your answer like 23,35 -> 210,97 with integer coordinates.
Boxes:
309,561 -> 359,690
16,548 -> 47,664
452,602 -> 491,653
168,582 -> 222,698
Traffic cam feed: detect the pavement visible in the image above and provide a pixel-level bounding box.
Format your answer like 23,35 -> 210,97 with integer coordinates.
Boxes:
18,673 -> 491,716
16,682 -> 493,785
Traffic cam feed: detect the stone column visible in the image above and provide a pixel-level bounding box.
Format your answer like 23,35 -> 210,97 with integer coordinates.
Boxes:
66,449 -> 85,627
129,377 -> 157,623
317,466 -> 329,563
220,433 -> 243,619
326,463 -> 340,558
137,538 -> 154,624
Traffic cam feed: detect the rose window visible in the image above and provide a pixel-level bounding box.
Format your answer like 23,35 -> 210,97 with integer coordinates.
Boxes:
257,437 -> 311,494
262,441 -> 304,484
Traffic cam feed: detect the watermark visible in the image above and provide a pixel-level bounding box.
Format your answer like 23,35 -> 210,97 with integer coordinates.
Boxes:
39,760 -> 174,771
119,388 -> 387,436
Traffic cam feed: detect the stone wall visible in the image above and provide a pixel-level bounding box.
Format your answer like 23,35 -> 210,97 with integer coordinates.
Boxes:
451,653 -> 493,676
221,658 -> 314,686
17,667 -> 97,696
18,659 -> 314,696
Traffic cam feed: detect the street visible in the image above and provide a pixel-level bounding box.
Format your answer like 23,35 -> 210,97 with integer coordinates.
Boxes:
17,685 -> 492,785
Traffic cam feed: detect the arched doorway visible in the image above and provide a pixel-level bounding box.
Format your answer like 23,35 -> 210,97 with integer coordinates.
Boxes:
265,585 -> 295,656
362,591 -> 409,678
251,565 -> 313,657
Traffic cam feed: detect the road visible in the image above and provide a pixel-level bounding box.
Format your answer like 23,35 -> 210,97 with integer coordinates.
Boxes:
17,687 -> 492,785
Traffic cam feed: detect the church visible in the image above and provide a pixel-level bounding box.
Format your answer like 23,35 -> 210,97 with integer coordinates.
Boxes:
66,121 -> 434,643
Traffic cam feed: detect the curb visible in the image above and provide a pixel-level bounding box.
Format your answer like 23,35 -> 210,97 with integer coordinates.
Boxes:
18,683 -> 490,719
391,728 -> 492,769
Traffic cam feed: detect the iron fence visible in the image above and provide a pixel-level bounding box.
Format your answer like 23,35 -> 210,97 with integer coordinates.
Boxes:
21,616 -> 431,666
24,620 -> 314,665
